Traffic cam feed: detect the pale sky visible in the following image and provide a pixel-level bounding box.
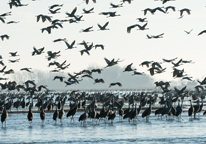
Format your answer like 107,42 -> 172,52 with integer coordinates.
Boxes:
0,0 -> 206,90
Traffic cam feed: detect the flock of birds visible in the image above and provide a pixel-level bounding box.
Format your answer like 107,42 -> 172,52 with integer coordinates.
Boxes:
0,0 -> 206,128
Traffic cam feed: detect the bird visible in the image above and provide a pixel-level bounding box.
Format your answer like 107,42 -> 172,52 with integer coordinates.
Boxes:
80,49 -> 90,56
109,82 -> 122,88
171,58 -> 182,67
79,107 -> 88,125
49,4 -> 63,9
1,107 -> 8,127
9,51 -> 19,57
67,103 -> 77,122
65,7 -> 77,17
104,57 -> 123,68
142,100 -> 152,122
137,18 -> 147,22
179,8 -> 191,16
53,38 -> 66,43
64,40 -> 76,50
165,6 -> 176,13
40,108 -> 46,125
162,57 -> 177,63
85,0 -> 96,4
32,47 -> 44,56
94,78 -> 104,84
123,63 -> 136,72
184,29 -> 193,34
49,8 -> 61,14
20,68 -> 32,73
53,107 -> 59,124
58,106 -> 65,125
198,30 -> 206,36
27,105 -> 33,126
98,21 -> 109,30
94,44 -> 104,50
142,8 -> 153,15
83,7 -> 94,14
9,59 -> 20,63
53,76 -> 65,82
127,24 -> 139,33
80,26 -> 93,32
137,23 -> 149,30
110,3 -> 123,8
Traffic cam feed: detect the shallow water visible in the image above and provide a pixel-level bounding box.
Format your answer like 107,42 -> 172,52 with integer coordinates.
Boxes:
1,110 -> 206,144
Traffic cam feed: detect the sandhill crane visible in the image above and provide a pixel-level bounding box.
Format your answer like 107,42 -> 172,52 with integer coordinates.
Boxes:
80,49 -> 90,56
94,44 -> 104,50
184,29 -> 193,34
9,58 -> 20,63
94,78 -> 104,84
137,18 -> 147,22
65,7 -> 77,17
179,8 -> 191,16
91,68 -> 102,74
142,100 -> 152,122
127,24 -> 139,33
59,106 -> 65,125
53,38 -> 66,42
107,12 -> 120,17
165,6 -> 176,13
0,34 -> 9,41
36,14 -> 52,22
142,8 -> 153,15
162,57 -> 177,62
53,107 -> 59,124
132,71 -> 145,76
40,108 -> 45,125
98,21 -> 109,30
137,23 -> 149,30
172,58 -> 182,67
7,21 -> 19,24
123,63 -> 136,72
85,0 -> 96,4
53,76 -> 65,82
152,7 -> 166,14
104,57 -> 124,68
4,69 -> 14,75
198,30 -> 206,36
27,105 -> 33,126
83,7 -> 94,14
188,100 -> 194,118
1,107 -> 8,127
162,0 -> 175,4
80,26 -> 93,32
49,8 -> 61,14
49,4 -> 63,9
109,82 -> 122,88
20,68 -> 32,73
79,107 -> 88,125
110,3 -> 123,8
64,40 -> 76,50
139,61 -> 153,67
32,47 -> 44,56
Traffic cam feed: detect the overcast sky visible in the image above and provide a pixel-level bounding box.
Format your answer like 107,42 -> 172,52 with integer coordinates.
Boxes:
0,0 -> 205,90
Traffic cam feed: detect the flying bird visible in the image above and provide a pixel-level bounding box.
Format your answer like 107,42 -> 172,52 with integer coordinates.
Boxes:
109,82 -> 122,88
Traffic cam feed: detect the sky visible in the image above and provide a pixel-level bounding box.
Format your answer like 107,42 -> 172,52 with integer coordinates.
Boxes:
0,0 -> 206,90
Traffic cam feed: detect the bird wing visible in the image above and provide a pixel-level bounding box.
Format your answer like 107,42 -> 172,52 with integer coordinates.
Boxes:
198,30 -> 206,36
103,21 -> 109,29
71,7 -> 77,16
104,57 -> 111,65
71,40 -> 75,47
